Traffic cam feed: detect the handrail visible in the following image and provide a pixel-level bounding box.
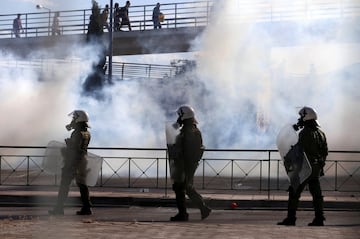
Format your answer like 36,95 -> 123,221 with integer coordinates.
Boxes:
1,0 -> 360,39
0,1 -> 213,39
0,59 -> 178,81
0,146 -> 359,193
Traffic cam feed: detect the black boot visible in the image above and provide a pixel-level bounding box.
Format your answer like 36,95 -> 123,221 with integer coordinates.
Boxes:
77,183 -> 92,215
76,207 -> 92,215
308,213 -> 325,226
309,197 -> 325,226
277,217 -> 296,226
171,183 -> 188,221
200,206 -> 212,220
278,209 -> 296,226
170,212 -> 189,221
308,218 -> 325,226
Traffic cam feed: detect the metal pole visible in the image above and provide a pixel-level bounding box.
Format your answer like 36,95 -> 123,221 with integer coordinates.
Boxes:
231,160 -> 234,190
128,157 -> 131,188
27,156 -> 30,186
108,0 -> 113,82
48,11 -> 51,36
165,150 -> 168,197
268,151 -> 271,200
0,156 -> 2,185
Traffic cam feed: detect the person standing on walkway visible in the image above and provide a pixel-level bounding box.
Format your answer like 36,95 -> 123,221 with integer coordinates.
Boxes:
49,110 -> 92,216
168,105 -> 211,221
113,3 -> 121,31
152,3 -> 162,29
119,1 -> 132,31
52,12 -> 61,36
278,106 -> 328,226
101,4 -> 110,31
13,14 -> 23,38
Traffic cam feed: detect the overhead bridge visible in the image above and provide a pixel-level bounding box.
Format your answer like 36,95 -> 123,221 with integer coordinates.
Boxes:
0,27 -> 205,58
0,1 -> 211,57
0,0 -> 359,57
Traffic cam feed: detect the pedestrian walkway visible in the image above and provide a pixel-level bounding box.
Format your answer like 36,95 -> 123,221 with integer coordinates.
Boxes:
0,185 -> 359,210
1,186 -> 359,238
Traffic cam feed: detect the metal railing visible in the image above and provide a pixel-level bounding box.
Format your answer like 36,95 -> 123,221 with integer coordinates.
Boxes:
0,59 -> 178,81
0,1 -> 213,39
1,0 -> 360,39
0,146 -> 359,194
111,62 -> 178,80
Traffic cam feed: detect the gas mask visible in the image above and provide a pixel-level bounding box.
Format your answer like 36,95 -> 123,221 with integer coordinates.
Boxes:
172,116 -> 183,130
293,116 -> 305,131
66,119 -> 76,131
65,110 -> 89,131
65,111 -> 79,131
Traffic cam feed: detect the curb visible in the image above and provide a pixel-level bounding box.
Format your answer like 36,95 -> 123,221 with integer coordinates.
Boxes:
0,195 -> 359,211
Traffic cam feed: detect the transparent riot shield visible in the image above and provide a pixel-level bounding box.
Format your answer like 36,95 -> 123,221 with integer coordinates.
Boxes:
276,124 -> 312,191
165,122 -> 184,181
42,140 -> 103,186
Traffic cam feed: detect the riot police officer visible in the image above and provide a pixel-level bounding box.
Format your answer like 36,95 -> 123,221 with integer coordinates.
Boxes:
278,106 -> 328,226
49,110 -> 92,215
168,105 -> 211,221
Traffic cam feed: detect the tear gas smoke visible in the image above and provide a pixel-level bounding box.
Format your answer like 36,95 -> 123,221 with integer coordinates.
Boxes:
194,0 -> 360,150
0,1 -> 359,153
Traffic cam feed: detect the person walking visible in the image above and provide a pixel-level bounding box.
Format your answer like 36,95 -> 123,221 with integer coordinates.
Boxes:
119,1 -> 132,31
278,106 -> 328,226
49,110 -> 92,216
101,4 -> 110,31
52,12 -> 61,36
168,105 -> 211,221
113,3 -> 121,31
152,3 -> 162,29
13,14 -> 23,38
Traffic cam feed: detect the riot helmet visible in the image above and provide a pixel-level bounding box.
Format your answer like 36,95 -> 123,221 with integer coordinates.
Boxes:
66,110 -> 90,131
177,105 -> 195,121
174,105 -> 197,128
299,106 -> 318,121
294,106 -> 319,130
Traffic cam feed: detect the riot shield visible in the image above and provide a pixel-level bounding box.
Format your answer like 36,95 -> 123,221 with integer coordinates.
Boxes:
43,140 -> 103,186
165,122 -> 184,182
276,124 -> 312,191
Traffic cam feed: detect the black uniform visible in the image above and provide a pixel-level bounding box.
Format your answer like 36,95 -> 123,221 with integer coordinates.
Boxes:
170,118 -> 211,221
279,120 -> 328,226
49,122 -> 91,215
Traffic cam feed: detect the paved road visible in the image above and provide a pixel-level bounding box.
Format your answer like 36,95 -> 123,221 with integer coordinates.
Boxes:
0,207 -> 359,239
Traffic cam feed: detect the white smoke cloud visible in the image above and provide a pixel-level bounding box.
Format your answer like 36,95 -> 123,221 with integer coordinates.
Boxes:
0,48 -> 95,146
0,0 -> 359,153
193,0 -> 360,150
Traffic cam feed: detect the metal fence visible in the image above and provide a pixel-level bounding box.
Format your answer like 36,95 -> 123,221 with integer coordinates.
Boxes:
0,58 -> 178,81
0,146 -> 359,194
111,62 -> 177,80
1,0 -> 360,39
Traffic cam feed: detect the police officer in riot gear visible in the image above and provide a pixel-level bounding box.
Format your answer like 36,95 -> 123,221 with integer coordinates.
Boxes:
278,106 -> 328,226
49,110 -> 92,215
168,105 -> 211,221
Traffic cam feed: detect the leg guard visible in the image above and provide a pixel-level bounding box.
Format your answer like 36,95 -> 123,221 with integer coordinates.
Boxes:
77,183 -> 92,215
49,173 -> 72,215
186,185 -> 211,219
171,182 -> 188,221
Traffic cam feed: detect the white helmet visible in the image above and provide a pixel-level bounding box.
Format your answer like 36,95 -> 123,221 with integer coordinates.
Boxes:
299,106 -> 317,121
177,105 -> 195,121
69,110 -> 89,123
66,110 -> 90,130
